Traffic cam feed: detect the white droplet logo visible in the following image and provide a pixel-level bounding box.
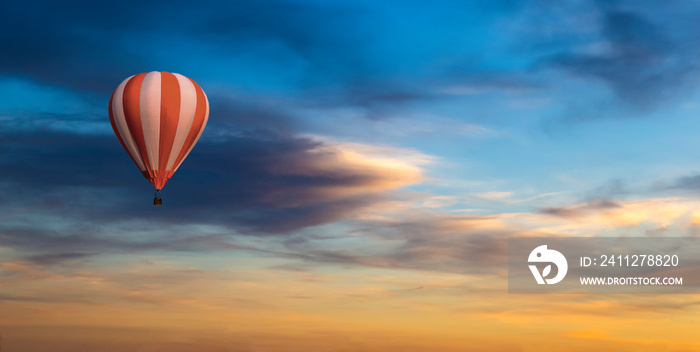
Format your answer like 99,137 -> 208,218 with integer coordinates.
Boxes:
528,245 -> 568,284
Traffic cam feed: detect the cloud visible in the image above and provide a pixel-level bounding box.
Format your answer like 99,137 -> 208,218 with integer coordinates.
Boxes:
276,211 -> 515,275
0,0 -> 397,104
542,4 -> 698,111
0,226 -> 240,260
0,0 -> 356,93
264,195 -> 700,276
671,174 -> 700,190
0,1 -> 157,93
206,95 -> 300,137
0,120 -> 428,244
157,132 -> 427,232
0,0 -> 543,122
24,252 -> 94,266
540,199 -> 622,218
6,0 -> 697,127
471,191 -> 513,200
531,197 -> 700,236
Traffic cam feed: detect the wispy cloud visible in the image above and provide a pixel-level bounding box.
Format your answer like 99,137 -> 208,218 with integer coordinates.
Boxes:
539,2 -> 700,113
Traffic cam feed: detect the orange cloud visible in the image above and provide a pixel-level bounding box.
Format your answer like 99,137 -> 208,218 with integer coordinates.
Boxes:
262,138 -> 429,205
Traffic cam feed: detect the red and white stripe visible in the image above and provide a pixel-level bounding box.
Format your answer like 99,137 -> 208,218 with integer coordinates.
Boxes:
108,71 -> 209,190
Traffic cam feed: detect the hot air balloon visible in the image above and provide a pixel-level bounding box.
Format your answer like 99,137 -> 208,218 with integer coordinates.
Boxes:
108,71 -> 209,205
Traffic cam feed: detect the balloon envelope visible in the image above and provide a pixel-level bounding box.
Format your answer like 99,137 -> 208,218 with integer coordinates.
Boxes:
108,71 -> 209,190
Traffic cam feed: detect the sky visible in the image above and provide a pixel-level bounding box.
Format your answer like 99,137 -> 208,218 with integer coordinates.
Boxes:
3,0 -> 700,350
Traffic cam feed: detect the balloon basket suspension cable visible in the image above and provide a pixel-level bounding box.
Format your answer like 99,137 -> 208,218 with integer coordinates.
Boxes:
154,189 -> 163,206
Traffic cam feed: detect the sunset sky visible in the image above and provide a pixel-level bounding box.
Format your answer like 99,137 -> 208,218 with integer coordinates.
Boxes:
3,0 -> 700,351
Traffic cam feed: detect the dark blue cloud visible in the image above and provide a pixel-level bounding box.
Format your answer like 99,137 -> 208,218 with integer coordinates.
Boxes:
0,0 -> 370,94
0,0 -> 533,112
0,126 -> 388,233
541,3 -> 699,112
0,123 -> 394,264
